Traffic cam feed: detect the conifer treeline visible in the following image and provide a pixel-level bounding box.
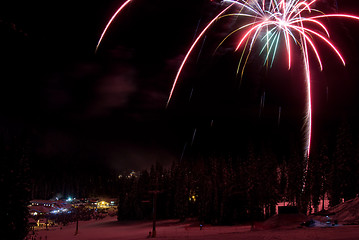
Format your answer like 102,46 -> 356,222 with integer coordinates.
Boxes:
116,119 -> 359,224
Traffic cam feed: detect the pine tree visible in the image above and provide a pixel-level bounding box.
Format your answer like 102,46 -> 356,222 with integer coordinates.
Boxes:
0,135 -> 31,240
259,147 -> 279,218
309,139 -> 331,212
319,142 -> 331,210
285,146 -> 306,211
173,161 -> 188,222
330,119 -> 355,205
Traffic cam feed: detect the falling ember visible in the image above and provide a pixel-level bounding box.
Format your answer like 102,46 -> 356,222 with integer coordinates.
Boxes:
180,142 -> 188,162
191,128 -> 197,146
326,85 -> 329,102
189,88 -> 194,102
259,91 -> 266,118
278,106 -> 281,127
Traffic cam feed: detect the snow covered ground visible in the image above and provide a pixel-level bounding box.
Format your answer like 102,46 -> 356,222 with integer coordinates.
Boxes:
29,216 -> 359,240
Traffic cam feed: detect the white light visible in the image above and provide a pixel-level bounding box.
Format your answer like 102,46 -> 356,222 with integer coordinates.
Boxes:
51,210 -> 59,214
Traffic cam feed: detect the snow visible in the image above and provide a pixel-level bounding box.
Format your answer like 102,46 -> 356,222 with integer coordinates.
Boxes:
317,197 -> 359,225
28,215 -> 359,240
27,197 -> 359,240
257,213 -> 309,229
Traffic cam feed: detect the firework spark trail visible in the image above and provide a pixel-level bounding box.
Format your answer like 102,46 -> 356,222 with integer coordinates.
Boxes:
166,3 -> 235,107
95,0 -> 133,53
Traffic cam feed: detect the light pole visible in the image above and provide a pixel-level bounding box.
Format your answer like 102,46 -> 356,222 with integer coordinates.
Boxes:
74,208 -> 79,235
149,190 -> 160,237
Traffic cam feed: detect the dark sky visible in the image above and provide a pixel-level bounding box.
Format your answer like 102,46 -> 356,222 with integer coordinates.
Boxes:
1,0 -> 359,172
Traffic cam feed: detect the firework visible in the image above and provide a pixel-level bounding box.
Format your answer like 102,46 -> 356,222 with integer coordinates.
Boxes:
96,0 -> 359,161
167,0 -> 359,160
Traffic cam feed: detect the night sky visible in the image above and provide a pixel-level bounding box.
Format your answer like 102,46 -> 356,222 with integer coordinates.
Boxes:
1,0 -> 359,173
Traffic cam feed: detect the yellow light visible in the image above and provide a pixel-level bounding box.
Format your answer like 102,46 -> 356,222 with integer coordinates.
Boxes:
189,195 -> 196,202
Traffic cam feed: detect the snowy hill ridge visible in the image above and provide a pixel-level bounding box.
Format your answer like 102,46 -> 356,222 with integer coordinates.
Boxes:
323,197 -> 359,224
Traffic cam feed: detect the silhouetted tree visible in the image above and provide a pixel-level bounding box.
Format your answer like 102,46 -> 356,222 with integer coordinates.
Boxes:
330,119 -> 356,205
173,161 -> 189,221
0,134 -> 31,240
